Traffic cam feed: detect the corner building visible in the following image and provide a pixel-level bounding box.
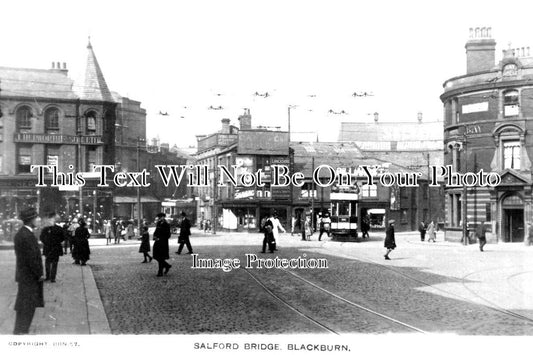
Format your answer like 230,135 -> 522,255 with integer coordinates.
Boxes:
441,27 -> 533,244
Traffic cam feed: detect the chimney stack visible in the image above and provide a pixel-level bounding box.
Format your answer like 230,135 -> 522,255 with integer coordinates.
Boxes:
221,118 -> 230,134
238,108 -> 252,130
465,27 -> 496,74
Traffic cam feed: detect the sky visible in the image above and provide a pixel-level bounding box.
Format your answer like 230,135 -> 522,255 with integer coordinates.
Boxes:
2,0 -> 533,147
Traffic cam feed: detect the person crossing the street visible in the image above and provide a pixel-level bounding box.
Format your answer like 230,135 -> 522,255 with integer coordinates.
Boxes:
384,219 -> 396,260
153,213 -> 172,276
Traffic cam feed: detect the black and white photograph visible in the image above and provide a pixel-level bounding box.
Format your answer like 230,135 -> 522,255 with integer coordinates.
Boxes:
1,0 -> 533,354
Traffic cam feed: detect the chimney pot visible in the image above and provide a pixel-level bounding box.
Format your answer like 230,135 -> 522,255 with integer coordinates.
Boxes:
63,62 -> 67,69
417,112 -> 423,122
221,118 -> 230,134
374,112 -> 379,122
51,62 -> 55,69
238,109 -> 252,130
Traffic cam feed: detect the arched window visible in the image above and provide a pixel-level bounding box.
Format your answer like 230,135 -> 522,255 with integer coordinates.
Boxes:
45,108 -> 60,133
504,90 -> 519,117
16,106 -> 33,132
86,111 -> 97,135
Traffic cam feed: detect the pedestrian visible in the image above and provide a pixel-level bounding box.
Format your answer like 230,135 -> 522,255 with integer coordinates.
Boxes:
427,221 -> 436,242
361,215 -> 370,239
261,216 -> 276,253
125,221 -> 135,240
39,211 -> 65,283
62,222 -> 72,254
13,207 -> 44,335
318,212 -> 331,241
67,217 -> 79,251
72,218 -> 91,265
269,211 -> 285,242
153,213 -> 172,277
176,211 -> 193,254
475,223 -> 487,252
418,221 -> 426,242
384,219 -> 396,260
291,215 -> 297,236
114,220 -> 122,244
304,214 -> 313,241
528,222 -> 533,246
139,226 -> 153,263
104,220 -> 113,245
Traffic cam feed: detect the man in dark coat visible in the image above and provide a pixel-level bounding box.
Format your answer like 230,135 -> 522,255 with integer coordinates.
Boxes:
13,207 -> 44,334
40,211 -> 65,282
418,221 -> 426,242
72,218 -> 90,265
475,223 -> 487,252
261,217 -> 275,253
153,213 -> 172,276
176,211 -> 193,255
384,219 -> 396,260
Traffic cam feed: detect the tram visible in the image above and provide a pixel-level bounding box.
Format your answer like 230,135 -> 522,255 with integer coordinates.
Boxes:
329,185 -> 359,241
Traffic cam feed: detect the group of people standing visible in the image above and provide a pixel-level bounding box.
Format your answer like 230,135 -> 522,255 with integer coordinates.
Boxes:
12,208 -> 92,334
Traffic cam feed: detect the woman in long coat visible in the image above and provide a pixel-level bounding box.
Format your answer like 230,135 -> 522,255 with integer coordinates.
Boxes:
384,219 -> 396,260
139,226 -> 153,263
426,221 -> 436,242
72,218 -> 90,265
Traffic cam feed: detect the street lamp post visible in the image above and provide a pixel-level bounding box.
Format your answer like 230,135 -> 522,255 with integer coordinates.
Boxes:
136,137 -> 144,237
462,127 -> 469,246
76,101 -> 83,217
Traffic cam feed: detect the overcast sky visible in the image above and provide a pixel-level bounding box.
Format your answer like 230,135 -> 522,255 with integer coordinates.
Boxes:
2,0 -> 533,147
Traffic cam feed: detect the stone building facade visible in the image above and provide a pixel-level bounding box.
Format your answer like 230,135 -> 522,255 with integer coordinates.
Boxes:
441,27 -> 533,244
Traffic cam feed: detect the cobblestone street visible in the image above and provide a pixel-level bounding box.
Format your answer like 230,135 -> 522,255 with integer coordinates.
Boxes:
86,231 -> 533,335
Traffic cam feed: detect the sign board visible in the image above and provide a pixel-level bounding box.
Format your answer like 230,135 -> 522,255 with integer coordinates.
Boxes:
462,102 -> 488,114
237,131 -> 289,155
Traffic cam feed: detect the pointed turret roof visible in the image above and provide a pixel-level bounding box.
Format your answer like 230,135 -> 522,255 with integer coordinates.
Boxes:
75,38 -> 114,102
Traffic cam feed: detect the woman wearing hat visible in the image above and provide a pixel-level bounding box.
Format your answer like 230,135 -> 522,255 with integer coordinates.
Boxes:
384,219 -> 396,260
72,218 -> 91,265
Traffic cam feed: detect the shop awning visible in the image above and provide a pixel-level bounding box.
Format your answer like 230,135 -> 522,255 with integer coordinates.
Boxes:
113,196 -> 161,204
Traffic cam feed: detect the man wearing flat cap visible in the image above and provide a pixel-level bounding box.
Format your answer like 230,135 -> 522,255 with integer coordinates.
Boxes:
13,207 -> 44,334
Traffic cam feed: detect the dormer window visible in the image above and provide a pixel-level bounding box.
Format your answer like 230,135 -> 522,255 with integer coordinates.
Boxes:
503,63 -> 518,77
504,90 -> 519,117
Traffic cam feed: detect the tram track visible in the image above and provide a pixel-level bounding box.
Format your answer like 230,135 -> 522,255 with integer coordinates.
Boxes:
242,266 -> 427,334
331,244 -> 533,326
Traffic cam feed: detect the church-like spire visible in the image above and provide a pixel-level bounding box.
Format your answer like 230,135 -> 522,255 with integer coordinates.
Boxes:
75,39 -> 114,102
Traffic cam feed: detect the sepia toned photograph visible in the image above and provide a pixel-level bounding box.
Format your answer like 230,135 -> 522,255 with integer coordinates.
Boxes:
1,1 -> 533,354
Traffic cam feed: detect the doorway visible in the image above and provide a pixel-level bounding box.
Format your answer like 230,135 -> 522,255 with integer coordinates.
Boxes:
503,209 -> 524,243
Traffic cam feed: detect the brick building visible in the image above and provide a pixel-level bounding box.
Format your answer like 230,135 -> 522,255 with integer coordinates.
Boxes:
194,109 -> 431,234
0,39 -> 184,238
338,113 -> 445,225
0,40 -> 116,233
441,27 -> 533,244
